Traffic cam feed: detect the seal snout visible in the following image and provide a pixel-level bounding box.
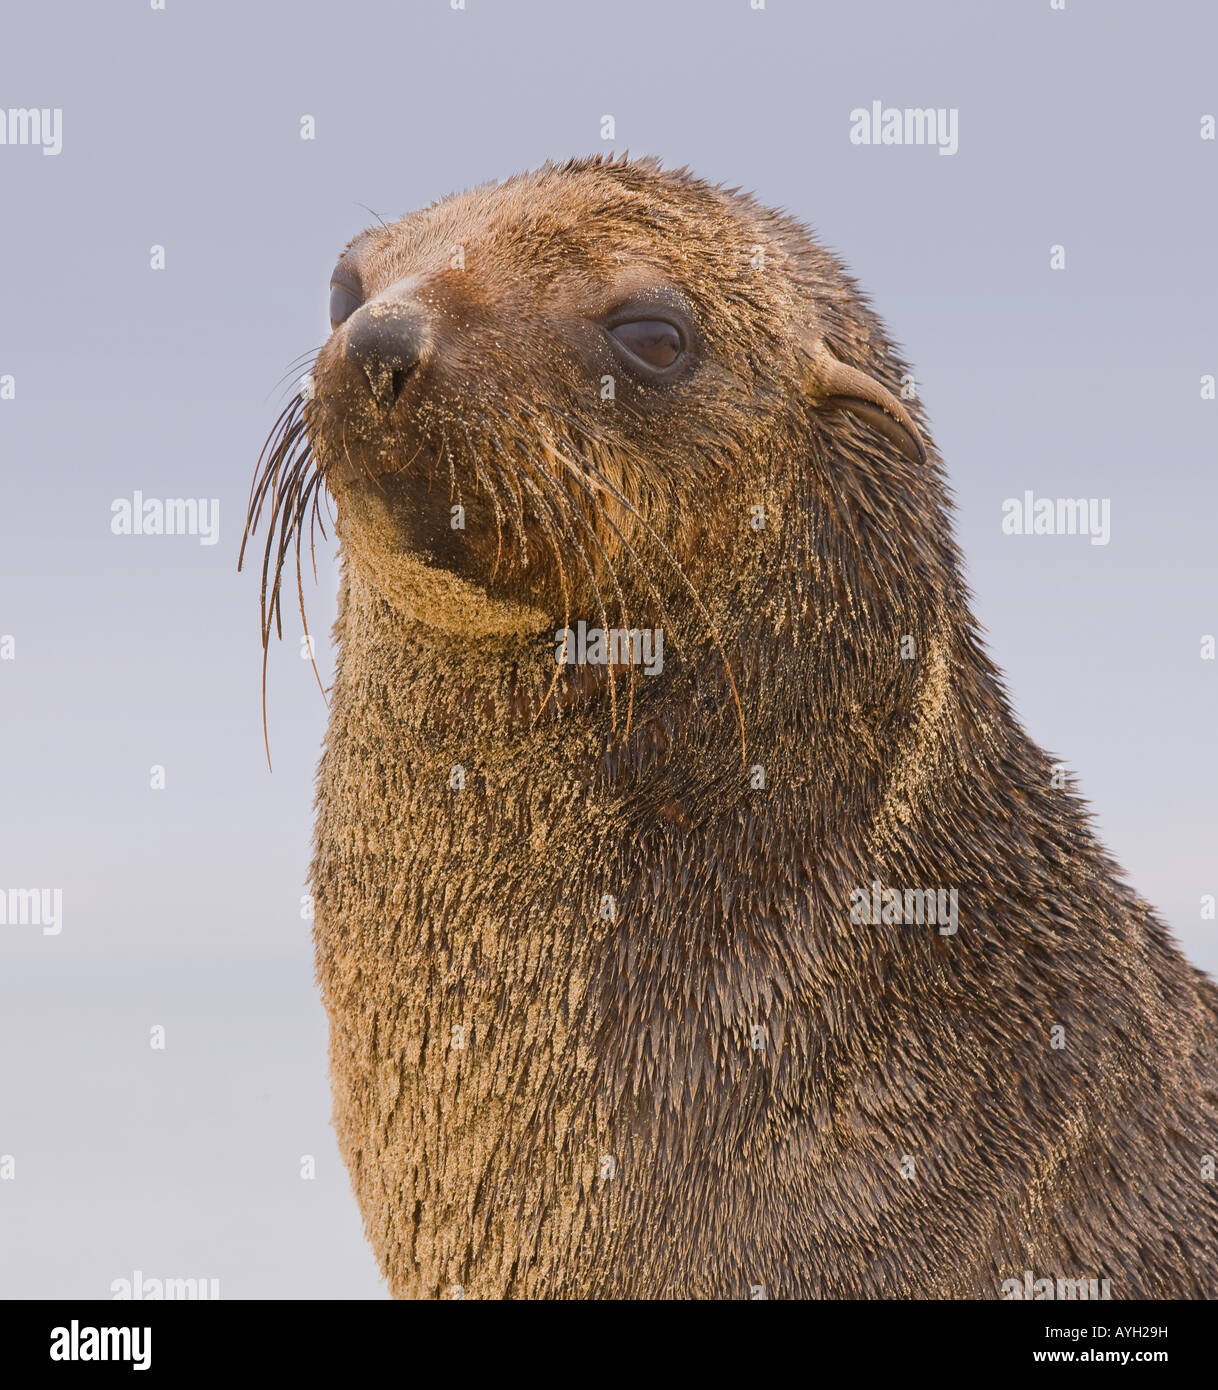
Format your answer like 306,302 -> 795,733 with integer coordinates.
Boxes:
343,298 -> 430,411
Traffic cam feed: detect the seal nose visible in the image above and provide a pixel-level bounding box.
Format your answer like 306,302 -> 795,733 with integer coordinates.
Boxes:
344,302 -> 428,410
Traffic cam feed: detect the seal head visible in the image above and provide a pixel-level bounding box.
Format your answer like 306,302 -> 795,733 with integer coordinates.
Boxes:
299,157 -> 924,652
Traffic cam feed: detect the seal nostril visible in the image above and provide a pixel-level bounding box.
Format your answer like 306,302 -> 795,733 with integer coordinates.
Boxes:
389,364 -> 414,401
344,302 -> 427,409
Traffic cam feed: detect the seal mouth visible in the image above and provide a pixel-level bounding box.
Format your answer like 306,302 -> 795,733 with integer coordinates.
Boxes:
242,370 -> 748,763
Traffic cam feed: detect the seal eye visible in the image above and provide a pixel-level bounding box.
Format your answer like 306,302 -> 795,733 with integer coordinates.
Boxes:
609,319 -> 683,371
329,278 -> 363,330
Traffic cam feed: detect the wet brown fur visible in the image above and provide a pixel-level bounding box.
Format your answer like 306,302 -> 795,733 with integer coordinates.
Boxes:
255,156 -> 1218,1298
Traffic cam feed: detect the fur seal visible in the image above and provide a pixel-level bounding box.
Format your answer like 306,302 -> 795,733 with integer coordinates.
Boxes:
243,156 -> 1218,1299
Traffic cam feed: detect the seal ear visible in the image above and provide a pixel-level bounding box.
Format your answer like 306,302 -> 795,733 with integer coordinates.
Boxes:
802,339 -> 926,465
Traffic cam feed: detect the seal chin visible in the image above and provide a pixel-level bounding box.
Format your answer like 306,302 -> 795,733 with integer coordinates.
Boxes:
334,477 -> 552,639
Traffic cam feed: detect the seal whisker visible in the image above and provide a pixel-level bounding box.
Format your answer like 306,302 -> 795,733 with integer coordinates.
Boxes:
353,202 -> 391,232
244,428 -> 308,584
248,421 -> 308,640
504,422 -> 635,734
518,414 -> 691,741
490,434 -> 578,727
307,477 -> 331,584
268,347 -> 322,401
241,388 -> 327,769
443,432 -> 460,507
532,419 -> 747,760
241,399 -> 305,564
340,417 -> 383,494
475,417 -> 575,706
295,470 -> 329,705
458,421 -> 507,580
478,427 -> 530,569
265,447 -> 312,643
533,425 -> 674,735
495,421 -> 622,729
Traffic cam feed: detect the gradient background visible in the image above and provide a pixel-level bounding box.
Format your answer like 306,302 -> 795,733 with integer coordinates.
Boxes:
1,0 -> 1214,1299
